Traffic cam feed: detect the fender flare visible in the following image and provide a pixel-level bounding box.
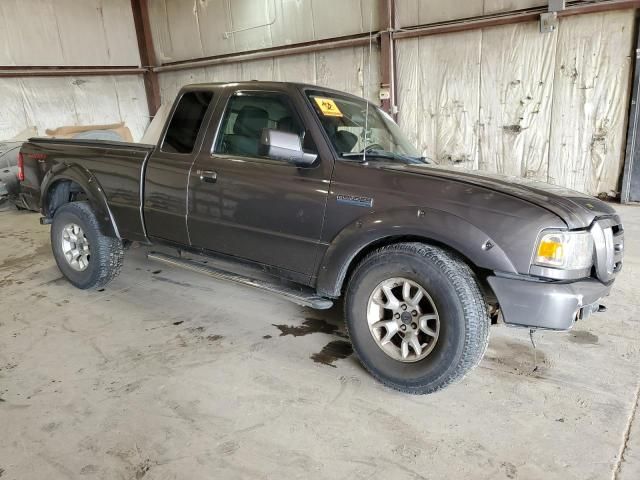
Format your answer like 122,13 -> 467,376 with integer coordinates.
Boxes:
41,163 -> 120,239
316,206 -> 517,297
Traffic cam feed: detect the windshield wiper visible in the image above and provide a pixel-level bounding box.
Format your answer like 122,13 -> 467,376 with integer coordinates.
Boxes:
341,150 -> 425,164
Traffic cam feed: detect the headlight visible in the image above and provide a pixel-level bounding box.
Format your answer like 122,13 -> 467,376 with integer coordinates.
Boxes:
534,231 -> 594,270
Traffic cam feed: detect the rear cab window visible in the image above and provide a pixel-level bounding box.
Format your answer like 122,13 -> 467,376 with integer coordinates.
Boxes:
161,91 -> 213,154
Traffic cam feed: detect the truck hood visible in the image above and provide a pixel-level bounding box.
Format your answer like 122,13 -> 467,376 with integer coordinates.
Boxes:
382,163 -> 617,229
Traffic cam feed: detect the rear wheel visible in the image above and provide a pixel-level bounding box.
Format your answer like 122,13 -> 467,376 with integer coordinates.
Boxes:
344,242 -> 489,394
51,201 -> 123,289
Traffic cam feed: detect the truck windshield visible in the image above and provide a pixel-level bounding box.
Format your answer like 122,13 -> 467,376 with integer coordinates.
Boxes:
306,91 -> 425,164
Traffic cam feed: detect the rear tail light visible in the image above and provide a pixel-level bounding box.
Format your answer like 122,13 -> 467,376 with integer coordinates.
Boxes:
17,152 -> 25,182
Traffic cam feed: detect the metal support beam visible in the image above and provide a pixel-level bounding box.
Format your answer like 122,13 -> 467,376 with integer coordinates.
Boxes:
393,0 -> 640,40
621,15 -> 640,203
379,0 -> 396,116
130,0 -> 161,116
0,66 -> 144,78
154,34 -> 377,73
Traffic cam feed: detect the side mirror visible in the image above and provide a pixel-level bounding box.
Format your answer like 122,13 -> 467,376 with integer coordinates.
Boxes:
259,129 -> 317,166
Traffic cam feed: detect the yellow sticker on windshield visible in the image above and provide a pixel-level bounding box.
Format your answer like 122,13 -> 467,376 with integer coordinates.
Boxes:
314,97 -> 343,117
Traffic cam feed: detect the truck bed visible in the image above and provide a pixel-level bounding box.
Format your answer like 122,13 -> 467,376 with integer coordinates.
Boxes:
20,137 -> 155,242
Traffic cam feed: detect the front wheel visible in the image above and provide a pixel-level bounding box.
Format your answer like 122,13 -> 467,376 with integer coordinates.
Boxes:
51,201 -> 124,289
345,243 -> 490,394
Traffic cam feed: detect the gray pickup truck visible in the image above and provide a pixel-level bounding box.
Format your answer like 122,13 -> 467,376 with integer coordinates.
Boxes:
18,81 -> 624,393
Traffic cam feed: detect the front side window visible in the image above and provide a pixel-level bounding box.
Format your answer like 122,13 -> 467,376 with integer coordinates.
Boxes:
215,92 -> 310,159
161,91 -> 213,154
306,90 -> 426,164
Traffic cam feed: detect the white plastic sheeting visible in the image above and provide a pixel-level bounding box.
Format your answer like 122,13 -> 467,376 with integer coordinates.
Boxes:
148,0 -> 379,63
548,12 -> 634,195
0,0 -> 147,143
158,45 -> 380,104
396,10 -> 634,195
0,0 -> 139,66
397,29 -> 481,170
0,76 -> 149,142
479,21 -> 557,181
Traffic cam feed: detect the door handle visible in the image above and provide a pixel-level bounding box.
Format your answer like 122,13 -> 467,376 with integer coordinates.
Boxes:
197,170 -> 217,183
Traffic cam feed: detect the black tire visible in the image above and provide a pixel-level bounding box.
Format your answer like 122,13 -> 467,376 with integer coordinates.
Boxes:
51,201 -> 124,289
344,242 -> 489,394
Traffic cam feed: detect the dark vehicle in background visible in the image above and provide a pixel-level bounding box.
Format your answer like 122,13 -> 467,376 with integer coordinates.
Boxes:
18,82 -> 624,393
1,141 -> 25,208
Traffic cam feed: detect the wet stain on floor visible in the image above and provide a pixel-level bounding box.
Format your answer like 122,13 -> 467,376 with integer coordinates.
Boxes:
272,318 -> 347,338
569,330 -> 599,345
311,340 -> 353,368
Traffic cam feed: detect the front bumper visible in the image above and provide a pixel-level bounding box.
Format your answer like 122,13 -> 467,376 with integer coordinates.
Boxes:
488,275 -> 612,330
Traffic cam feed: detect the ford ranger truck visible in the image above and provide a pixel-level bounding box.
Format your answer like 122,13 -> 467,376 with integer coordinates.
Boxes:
17,82 -> 624,394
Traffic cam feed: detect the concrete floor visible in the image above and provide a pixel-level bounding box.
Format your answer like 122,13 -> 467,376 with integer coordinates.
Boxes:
0,204 -> 639,480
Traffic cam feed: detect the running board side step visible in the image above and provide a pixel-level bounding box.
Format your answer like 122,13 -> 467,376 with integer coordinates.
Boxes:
147,252 -> 333,310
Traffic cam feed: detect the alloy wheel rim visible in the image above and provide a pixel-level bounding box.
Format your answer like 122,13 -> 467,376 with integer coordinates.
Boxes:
366,277 -> 440,362
61,223 -> 91,271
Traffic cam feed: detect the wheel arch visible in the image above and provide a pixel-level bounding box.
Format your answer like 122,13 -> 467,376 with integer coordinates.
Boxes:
316,207 -> 517,298
41,165 -> 120,239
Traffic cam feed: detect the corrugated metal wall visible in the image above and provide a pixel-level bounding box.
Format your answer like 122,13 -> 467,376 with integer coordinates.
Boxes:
0,0 -> 148,141
396,9 -> 635,196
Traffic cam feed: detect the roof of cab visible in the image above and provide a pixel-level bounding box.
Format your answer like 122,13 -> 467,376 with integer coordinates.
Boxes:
179,81 -> 368,101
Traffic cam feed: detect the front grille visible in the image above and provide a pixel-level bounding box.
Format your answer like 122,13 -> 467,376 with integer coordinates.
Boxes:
592,217 -> 624,282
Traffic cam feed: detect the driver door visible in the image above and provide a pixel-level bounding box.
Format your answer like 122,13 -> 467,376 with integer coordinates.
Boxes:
187,87 -> 331,278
